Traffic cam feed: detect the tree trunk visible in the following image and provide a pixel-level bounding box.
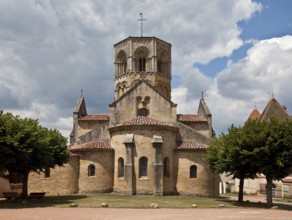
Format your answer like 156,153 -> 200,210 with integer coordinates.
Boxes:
238,177 -> 244,202
20,171 -> 30,199
266,176 -> 273,208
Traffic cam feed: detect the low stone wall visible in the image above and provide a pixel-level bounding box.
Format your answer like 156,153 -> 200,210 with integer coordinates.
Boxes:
28,156 -> 79,195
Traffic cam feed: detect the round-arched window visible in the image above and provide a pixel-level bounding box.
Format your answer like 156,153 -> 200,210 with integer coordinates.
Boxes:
88,164 -> 95,176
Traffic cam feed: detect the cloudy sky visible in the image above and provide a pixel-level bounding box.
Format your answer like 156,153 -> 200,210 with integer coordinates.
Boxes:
1,0 -> 291,138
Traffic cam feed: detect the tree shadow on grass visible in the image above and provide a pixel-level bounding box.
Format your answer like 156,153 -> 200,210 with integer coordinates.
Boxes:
0,195 -> 88,209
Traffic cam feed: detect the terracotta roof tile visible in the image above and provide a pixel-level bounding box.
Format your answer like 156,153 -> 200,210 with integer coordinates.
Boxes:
79,114 -> 109,121
248,108 -> 261,120
177,114 -> 207,122
259,98 -> 289,121
121,116 -> 169,126
68,141 -> 113,152
176,141 -> 207,150
282,179 -> 292,184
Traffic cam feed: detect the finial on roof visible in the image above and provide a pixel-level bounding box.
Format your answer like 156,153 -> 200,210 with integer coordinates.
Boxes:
201,91 -> 204,100
254,102 -> 257,109
138,13 -> 146,37
272,91 -> 274,98
81,89 -> 83,97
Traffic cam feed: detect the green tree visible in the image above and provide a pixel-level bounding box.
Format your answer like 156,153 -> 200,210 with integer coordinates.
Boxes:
207,118 -> 292,208
254,118 -> 292,208
0,110 -> 70,199
206,120 -> 264,202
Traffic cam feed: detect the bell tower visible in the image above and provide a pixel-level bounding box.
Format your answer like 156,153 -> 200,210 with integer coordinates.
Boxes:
113,37 -> 172,100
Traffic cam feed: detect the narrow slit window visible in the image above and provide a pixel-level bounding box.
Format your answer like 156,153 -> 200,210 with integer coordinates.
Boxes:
118,157 -> 124,178
139,157 -> 148,177
190,165 -> 197,178
88,164 -> 95,176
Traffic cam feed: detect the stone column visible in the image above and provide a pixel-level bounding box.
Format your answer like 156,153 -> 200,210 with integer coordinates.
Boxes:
129,38 -> 133,72
124,134 -> 135,194
152,135 -> 163,195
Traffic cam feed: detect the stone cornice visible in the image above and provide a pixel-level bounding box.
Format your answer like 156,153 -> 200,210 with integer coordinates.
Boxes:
115,71 -> 171,81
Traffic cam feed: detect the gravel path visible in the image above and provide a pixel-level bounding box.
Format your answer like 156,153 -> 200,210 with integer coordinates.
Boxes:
0,207 -> 291,220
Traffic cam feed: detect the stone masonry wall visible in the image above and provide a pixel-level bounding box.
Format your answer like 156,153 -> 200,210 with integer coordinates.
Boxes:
110,82 -> 177,125
28,156 -> 79,195
78,150 -> 114,193
174,150 -> 219,197
111,128 -> 177,195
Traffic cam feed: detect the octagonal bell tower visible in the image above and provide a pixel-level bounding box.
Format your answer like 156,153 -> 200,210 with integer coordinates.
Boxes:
114,37 -> 172,100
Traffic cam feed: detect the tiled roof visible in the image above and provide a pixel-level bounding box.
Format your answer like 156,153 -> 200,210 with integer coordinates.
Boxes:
177,114 -> 207,122
79,114 -> 109,121
282,179 -> 292,184
248,108 -> 261,120
121,116 -> 169,126
68,141 -> 113,152
176,141 -> 208,150
259,98 -> 289,121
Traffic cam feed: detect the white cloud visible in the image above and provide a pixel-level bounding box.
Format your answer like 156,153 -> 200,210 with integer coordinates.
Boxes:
0,0 -> 275,137
173,35 -> 292,134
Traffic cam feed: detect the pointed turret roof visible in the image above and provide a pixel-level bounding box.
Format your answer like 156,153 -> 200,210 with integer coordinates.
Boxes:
248,108 -> 261,120
74,93 -> 87,118
259,98 -> 289,121
198,98 -> 211,117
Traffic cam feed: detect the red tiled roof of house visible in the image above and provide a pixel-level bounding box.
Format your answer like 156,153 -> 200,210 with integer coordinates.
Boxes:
248,108 -> 261,120
79,114 -> 109,121
176,141 -> 207,150
177,114 -> 207,122
68,141 -> 113,152
282,179 -> 292,184
121,116 -> 169,126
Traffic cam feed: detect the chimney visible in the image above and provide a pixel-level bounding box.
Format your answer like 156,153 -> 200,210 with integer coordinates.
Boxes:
282,105 -> 287,111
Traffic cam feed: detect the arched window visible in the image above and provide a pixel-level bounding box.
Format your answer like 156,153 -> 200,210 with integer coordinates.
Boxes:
163,157 -> 170,177
157,49 -> 169,74
88,164 -> 95,176
134,46 -> 149,72
44,168 -> 50,178
139,157 -> 148,177
116,50 -> 127,77
190,165 -> 197,178
118,157 -> 124,178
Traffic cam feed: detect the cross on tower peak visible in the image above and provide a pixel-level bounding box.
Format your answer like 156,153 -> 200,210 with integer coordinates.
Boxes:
137,13 -> 146,37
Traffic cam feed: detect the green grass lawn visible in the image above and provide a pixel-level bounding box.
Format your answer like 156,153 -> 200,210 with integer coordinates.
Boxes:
0,193 -> 272,209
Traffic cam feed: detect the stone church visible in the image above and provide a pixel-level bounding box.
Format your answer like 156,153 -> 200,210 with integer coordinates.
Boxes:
28,36 -> 219,196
